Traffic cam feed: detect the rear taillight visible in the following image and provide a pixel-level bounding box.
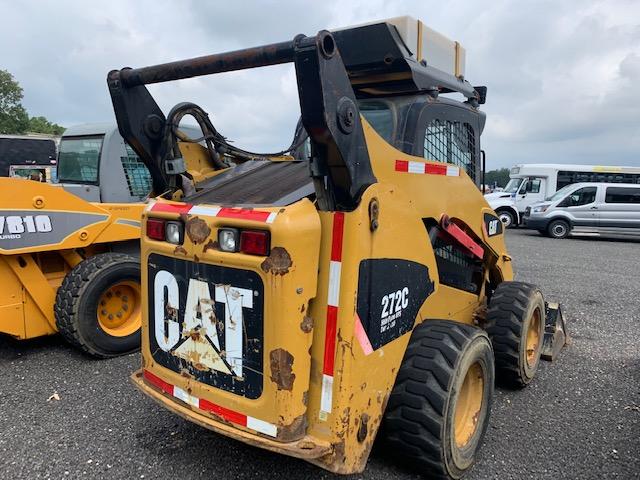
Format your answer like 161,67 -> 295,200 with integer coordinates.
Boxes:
240,230 -> 270,256
217,228 -> 270,255
146,218 -> 165,241
146,218 -> 184,245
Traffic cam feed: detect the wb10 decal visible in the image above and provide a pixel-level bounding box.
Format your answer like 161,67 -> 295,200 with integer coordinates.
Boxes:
356,259 -> 434,351
0,211 -> 108,250
0,215 -> 52,238
148,254 -> 264,399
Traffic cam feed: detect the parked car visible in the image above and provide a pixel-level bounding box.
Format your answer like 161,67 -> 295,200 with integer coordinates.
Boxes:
486,163 -> 640,227
524,182 -> 640,238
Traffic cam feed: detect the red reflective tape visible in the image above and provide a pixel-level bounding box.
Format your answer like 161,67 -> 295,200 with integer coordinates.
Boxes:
443,221 -> 485,259
425,163 -> 448,175
330,212 -> 345,262
323,305 -> 339,375
150,203 -> 193,214
354,313 -> 373,356
217,208 -> 272,223
143,370 -> 174,396
395,160 -> 409,172
199,398 -> 248,427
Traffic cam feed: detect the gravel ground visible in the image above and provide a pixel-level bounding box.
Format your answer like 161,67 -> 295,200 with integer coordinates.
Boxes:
1,229 -> 639,479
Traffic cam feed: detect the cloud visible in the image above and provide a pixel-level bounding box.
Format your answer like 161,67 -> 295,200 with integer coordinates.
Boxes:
0,0 -> 638,168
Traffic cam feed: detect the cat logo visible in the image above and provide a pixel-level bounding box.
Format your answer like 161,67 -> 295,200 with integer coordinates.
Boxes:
483,213 -> 504,237
148,254 -> 264,399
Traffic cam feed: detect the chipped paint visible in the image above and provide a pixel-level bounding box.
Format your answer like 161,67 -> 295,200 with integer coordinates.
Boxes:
203,238 -> 218,252
356,413 -> 369,443
261,247 -> 292,275
277,414 -> 307,442
300,316 -> 313,333
173,245 -> 187,255
269,348 -> 296,391
185,216 -> 211,244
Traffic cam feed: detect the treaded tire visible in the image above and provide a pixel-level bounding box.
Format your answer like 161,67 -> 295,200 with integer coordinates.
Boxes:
496,209 -> 515,228
383,320 -> 494,479
486,281 -> 545,388
547,219 -> 570,239
55,253 -> 141,358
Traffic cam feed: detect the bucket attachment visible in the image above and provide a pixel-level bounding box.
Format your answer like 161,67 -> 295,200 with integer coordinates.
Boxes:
541,302 -> 568,361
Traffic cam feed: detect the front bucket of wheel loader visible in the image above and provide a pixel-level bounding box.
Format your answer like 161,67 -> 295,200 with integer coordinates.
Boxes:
541,302 -> 568,361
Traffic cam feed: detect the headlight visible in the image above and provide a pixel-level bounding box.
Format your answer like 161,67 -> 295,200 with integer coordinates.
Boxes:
532,205 -> 549,213
218,228 -> 240,252
165,221 -> 183,245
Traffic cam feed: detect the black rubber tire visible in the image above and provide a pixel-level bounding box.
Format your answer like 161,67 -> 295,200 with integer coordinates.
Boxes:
486,282 -> 545,388
496,209 -> 515,228
55,253 -> 141,358
383,320 -> 495,479
547,219 -> 570,239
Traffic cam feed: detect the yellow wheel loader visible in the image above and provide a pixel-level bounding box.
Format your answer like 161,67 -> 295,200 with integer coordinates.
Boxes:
0,124 -> 210,357
109,16 -> 567,478
0,124 -> 153,357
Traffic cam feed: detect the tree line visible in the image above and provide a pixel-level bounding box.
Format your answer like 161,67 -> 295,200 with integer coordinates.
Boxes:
0,69 -> 65,135
485,168 -> 510,187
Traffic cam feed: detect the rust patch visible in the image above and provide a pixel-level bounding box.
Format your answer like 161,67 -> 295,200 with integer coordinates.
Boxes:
193,254 -> 200,263
269,348 -> 296,391
356,413 -> 370,443
185,216 -> 211,245
277,414 -> 307,442
300,316 -> 313,333
173,245 -> 187,256
260,247 -> 292,275
203,239 -> 218,252
332,439 -> 346,464
300,304 -> 306,313
193,363 -> 208,372
302,390 -> 309,406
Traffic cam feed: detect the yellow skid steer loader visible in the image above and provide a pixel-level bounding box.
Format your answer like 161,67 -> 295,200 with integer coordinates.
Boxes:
109,16 -> 567,478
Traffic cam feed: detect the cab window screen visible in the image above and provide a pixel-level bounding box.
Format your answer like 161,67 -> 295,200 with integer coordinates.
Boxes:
605,187 -> 640,204
424,120 -> 475,178
57,136 -> 103,183
121,143 -> 152,199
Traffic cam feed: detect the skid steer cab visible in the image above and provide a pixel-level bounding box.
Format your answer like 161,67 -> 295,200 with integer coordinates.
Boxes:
110,16 -> 567,478
0,123 -> 211,358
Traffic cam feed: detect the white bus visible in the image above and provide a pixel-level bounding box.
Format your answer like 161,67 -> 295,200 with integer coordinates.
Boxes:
485,163 -> 640,227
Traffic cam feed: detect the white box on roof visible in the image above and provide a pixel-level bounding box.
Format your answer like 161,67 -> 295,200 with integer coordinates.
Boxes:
338,16 -> 466,78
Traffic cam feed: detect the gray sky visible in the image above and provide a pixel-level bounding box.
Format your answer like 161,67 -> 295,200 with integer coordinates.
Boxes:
1,0 -> 638,169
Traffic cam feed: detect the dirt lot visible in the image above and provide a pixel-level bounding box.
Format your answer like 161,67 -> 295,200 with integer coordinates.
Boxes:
1,229 -> 639,479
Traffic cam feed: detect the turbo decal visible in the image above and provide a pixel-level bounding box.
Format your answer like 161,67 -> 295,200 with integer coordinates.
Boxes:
148,254 -> 264,399
0,210 -> 108,250
319,212 -> 345,420
356,259 -> 434,351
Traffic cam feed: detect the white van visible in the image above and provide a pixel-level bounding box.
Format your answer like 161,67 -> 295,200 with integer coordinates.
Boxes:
523,182 -> 640,238
485,164 -> 640,227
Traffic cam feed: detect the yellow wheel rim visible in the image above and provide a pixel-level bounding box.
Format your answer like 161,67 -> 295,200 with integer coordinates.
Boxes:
454,362 -> 484,448
526,308 -> 542,367
96,280 -> 141,337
